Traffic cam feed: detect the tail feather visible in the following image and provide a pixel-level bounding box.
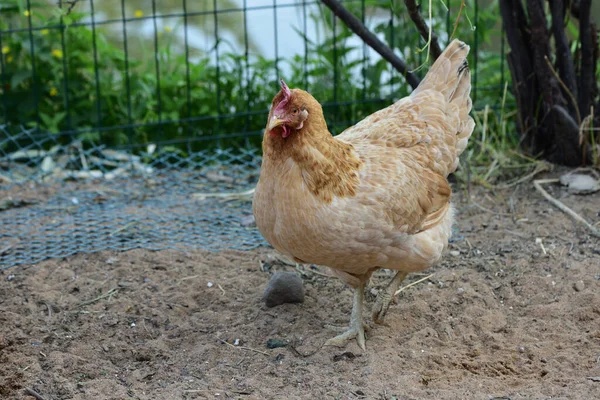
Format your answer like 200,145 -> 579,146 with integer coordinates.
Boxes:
411,39 -> 475,175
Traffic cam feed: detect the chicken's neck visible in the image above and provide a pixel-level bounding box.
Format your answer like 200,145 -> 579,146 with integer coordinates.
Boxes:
263,116 -> 362,203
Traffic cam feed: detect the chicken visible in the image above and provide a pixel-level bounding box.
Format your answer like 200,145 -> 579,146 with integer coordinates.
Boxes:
252,39 -> 475,350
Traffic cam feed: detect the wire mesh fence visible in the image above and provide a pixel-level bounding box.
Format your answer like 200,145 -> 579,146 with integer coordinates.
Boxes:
0,0 -> 510,269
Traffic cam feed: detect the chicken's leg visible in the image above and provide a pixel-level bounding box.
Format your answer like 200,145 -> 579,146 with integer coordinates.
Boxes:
324,283 -> 367,350
372,271 -> 408,325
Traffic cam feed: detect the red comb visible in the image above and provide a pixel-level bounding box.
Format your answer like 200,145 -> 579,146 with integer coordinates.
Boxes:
280,78 -> 291,98
274,78 -> 292,113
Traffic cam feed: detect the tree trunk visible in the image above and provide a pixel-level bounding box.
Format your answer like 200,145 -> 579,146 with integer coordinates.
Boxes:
499,0 -> 598,166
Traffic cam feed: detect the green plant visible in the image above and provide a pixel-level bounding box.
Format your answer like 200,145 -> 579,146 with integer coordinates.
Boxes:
0,0 -> 520,179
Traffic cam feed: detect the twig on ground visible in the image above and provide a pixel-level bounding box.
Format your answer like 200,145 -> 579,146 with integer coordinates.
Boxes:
471,201 -> 513,217
192,188 -> 255,201
494,161 -> 553,189
179,275 -> 200,281
24,388 -> 47,400
535,238 -> 547,254
218,338 -> 269,356
504,229 -> 528,238
78,287 -> 121,307
109,221 -> 140,237
0,244 -> 13,255
394,274 -> 434,296
217,284 -> 226,295
533,179 -> 600,237
296,264 -> 332,279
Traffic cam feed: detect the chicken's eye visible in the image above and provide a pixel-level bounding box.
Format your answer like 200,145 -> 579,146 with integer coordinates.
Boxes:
292,108 -> 298,114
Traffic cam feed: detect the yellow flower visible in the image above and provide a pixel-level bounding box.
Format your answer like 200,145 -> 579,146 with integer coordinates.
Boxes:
1,46 -> 9,55
134,10 -> 143,18
23,10 -> 31,17
51,49 -> 63,59
41,29 -> 49,35
164,26 -> 172,32
6,56 -> 13,63
49,87 -> 58,97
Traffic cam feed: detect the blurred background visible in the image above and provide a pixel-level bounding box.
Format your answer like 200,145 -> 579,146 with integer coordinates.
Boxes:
0,0 -> 527,157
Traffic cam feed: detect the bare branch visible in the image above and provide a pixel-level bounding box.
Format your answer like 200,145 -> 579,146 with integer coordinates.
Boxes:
320,0 -> 421,90
403,0 -> 443,60
578,0 -> 594,118
60,0 -> 80,16
549,0 -> 578,105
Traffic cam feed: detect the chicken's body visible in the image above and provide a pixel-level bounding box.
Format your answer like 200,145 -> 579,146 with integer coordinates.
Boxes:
253,40 -> 475,349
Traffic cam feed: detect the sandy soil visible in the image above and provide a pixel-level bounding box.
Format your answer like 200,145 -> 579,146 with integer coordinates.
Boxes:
1,177 -> 600,400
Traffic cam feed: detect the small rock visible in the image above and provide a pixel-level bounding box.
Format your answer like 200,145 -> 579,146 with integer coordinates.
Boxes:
456,287 -> 465,294
7,274 -> 15,281
207,282 -> 214,288
205,170 -> 234,183
263,272 -> 304,308
333,351 -> 357,362
574,280 -> 585,292
450,250 -> 461,257
102,345 -> 109,352
266,338 -> 288,349
240,215 -> 256,228
41,156 -> 55,173
559,173 -> 600,194
518,345 -> 525,353
233,338 -> 240,346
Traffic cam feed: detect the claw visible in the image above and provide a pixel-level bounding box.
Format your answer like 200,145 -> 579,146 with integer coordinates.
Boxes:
372,292 -> 393,326
326,323 -> 371,333
371,271 -> 409,325
324,283 -> 367,350
324,324 -> 366,350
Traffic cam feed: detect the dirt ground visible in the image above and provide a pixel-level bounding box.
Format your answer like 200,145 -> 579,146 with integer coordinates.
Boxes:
1,174 -> 600,400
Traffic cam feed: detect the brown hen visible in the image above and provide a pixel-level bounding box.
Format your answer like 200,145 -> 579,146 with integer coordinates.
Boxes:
252,39 -> 475,350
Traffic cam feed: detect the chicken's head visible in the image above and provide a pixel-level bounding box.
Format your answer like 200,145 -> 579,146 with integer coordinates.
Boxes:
267,79 -> 310,138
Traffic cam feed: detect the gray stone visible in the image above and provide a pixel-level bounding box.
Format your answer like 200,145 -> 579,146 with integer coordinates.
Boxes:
574,280 -> 585,292
560,173 -> 600,194
263,272 -> 304,308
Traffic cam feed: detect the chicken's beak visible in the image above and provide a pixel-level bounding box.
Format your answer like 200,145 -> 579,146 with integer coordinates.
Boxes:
268,115 -> 286,131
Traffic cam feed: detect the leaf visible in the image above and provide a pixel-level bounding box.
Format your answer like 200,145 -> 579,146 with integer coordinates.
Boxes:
11,70 -> 32,88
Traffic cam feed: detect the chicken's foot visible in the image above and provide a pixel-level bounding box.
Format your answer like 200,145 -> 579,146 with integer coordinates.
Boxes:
372,271 -> 408,325
324,284 -> 367,350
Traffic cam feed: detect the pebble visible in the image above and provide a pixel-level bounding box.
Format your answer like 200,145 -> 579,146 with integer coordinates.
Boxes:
266,338 -> 288,349
263,272 -> 304,308
240,215 -> 256,227
573,280 -> 585,292
450,250 -> 461,257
